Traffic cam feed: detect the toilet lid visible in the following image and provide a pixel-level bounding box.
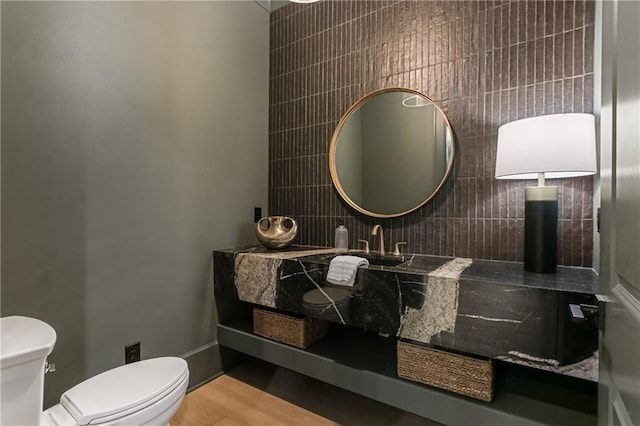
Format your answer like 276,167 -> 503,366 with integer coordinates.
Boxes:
60,357 -> 188,425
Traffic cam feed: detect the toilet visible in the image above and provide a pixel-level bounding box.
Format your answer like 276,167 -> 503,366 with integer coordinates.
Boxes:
302,287 -> 351,323
0,316 -> 189,426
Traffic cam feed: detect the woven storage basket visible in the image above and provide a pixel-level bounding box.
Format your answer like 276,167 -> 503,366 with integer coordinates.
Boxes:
397,339 -> 495,402
253,307 -> 328,349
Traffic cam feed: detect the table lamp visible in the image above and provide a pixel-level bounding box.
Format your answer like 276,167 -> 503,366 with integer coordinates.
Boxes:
495,113 -> 597,273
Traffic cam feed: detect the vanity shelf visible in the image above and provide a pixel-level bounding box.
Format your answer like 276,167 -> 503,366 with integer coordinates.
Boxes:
217,316 -> 596,426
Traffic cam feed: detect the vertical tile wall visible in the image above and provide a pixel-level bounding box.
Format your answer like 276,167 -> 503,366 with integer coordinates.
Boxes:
269,0 -> 595,266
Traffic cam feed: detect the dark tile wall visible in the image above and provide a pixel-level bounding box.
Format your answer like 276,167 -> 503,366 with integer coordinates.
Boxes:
269,0 -> 595,266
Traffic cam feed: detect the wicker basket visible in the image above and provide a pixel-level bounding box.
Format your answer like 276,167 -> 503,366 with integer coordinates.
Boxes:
397,339 -> 495,402
253,307 -> 328,349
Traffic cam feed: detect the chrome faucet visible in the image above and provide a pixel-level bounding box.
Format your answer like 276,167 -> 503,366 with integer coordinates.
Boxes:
371,224 -> 385,256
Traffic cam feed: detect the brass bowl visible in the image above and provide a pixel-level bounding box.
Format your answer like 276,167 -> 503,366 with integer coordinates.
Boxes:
256,216 -> 298,249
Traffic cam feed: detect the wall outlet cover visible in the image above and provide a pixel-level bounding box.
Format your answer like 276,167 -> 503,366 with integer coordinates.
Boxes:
125,342 -> 141,364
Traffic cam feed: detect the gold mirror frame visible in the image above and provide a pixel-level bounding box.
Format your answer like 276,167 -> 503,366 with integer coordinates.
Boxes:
329,88 -> 455,218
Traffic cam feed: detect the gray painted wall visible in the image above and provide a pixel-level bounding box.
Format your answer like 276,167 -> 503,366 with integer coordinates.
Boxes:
360,95 -> 446,214
1,1 -> 268,407
269,1 -> 290,12
335,109 -> 363,205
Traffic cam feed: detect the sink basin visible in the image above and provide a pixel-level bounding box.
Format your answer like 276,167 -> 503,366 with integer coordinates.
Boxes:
319,253 -> 406,267
362,254 -> 406,267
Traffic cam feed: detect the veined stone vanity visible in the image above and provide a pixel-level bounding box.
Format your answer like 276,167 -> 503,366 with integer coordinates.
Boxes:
214,245 -> 599,426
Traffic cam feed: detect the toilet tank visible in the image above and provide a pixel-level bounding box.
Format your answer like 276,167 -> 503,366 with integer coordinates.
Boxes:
0,316 -> 57,426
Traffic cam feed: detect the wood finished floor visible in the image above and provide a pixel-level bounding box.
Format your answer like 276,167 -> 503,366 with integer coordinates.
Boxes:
171,358 -> 440,426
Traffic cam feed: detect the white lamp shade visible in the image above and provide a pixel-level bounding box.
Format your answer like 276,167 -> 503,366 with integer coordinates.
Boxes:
495,113 -> 597,180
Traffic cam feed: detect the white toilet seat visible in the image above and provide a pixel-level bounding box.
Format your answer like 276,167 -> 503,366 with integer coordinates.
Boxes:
43,357 -> 189,425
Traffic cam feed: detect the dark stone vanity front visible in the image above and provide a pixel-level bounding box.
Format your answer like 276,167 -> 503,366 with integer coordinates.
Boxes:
214,245 -> 599,381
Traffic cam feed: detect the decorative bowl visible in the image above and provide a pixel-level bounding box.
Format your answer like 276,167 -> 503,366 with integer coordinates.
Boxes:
255,216 -> 298,249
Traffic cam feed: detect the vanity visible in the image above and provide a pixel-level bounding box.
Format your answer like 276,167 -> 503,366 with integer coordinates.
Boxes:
214,88 -> 600,425
213,245 -> 599,426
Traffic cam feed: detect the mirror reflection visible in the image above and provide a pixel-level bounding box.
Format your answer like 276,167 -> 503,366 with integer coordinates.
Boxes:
329,89 -> 454,218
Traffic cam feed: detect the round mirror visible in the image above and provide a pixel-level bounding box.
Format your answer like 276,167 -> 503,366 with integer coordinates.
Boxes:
329,88 -> 455,218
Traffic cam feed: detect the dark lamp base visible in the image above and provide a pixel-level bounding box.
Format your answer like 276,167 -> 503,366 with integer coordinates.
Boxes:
524,200 -> 558,274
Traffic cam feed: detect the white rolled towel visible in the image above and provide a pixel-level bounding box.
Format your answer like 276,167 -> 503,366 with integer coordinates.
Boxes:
326,255 -> 369,287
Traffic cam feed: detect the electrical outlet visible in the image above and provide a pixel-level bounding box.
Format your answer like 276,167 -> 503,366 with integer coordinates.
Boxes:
125,342 -> 140,364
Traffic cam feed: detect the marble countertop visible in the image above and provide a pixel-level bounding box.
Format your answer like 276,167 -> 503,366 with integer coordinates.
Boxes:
217,245 -> 599,294
214,244 -> 600,381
